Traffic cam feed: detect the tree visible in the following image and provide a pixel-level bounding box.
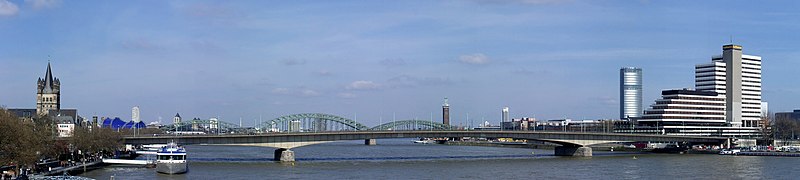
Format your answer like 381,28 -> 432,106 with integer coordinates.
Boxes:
70,126 -> 122,154
773,115 -> 800,146
0,109 -> 54,167
758,114 -> 773,145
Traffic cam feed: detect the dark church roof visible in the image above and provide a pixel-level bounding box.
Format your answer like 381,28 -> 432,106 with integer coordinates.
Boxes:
38,62 -> 60,94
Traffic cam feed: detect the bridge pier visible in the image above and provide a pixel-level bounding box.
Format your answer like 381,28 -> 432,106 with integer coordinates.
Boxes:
274,148 -> 295,162
365,139 -> 377,145
554,146 -> 592,157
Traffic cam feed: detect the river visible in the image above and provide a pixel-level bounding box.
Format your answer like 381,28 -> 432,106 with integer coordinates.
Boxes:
80,139 -> 796,179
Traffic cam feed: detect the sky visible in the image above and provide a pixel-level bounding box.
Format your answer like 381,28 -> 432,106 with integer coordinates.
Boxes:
1,0 -> 799,127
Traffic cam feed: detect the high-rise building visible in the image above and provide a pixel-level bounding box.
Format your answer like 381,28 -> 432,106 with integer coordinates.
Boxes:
37,62 -> 60,116
132,106 -> 140,123
442,98 -> 450,125
620,67 -> 643,119
695,44 -> 762,128
623,44 -> 763,137
502,107 -> 509,122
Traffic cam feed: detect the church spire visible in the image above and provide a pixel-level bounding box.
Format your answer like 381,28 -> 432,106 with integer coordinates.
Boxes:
45,61 -> 53,82
43,61 -> 54,92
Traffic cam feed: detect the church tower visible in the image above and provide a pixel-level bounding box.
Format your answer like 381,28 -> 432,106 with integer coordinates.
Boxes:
37,62 -> 60,116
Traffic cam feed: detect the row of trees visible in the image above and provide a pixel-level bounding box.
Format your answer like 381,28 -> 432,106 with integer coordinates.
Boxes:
772,115 -> 800,145
0,109 -> 56,168
1,108 -> 122,169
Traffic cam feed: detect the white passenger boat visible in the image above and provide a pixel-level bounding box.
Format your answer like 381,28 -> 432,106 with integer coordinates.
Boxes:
155,142 -> 188,174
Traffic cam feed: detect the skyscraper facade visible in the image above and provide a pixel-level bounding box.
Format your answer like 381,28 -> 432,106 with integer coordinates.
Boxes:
132,106 -> 140,123
623,44 -> 763,137
695,44 -> 762,128
442,98 -> 450,125
502,107 -> 509,123
620,67 -> 643,119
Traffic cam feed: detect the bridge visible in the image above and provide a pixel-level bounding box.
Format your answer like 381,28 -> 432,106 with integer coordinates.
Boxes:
162,113 -> 455,133
124,131 -> 729,162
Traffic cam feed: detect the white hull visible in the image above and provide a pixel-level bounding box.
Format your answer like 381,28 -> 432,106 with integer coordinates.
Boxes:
156,162 -> 188,174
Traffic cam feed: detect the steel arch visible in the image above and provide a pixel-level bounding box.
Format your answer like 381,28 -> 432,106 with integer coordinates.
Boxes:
163,119 -> 240,131
259,113 -> 369,131
369,120 -> 451,130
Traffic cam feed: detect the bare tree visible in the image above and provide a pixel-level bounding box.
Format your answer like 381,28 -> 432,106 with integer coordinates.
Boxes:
0,109 -> 54,168
773,115 -> 800,146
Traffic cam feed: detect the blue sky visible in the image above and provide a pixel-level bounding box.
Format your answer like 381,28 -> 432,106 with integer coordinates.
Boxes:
1,0 -> 799,127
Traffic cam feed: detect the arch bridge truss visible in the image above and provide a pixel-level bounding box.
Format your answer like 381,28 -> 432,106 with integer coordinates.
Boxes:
256,113 -> 452,132
163,119 -> 241,132
369,120 -> 452,131
258,113 -> 370,132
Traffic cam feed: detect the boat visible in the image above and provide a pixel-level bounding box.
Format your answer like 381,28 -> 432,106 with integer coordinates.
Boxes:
719,149 -> 741,155
413,140 -> 431,144
413,138 -> 433,144
155,142 -> 188,174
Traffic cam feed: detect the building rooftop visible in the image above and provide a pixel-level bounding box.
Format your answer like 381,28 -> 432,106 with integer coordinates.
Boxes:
723,44 -> 742,50
662,89 -> 718,96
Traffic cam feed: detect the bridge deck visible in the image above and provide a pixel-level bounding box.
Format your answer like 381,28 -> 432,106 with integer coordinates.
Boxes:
124,131 -> 728,147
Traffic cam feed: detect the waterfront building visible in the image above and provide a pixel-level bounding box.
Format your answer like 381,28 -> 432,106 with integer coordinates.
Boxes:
442,98 -> 450,125
502,107 -> 509,123
620,67 -> 643,119
210,117 -> 219,129
174,113 -> 182,124
695,44 -> 762,128
289,120 -> 301,132
132,106 -> 140,123
102,117 -> 145,130
37,62 -> 61,116
623,44 -> 763,137
56,117 -> 76,137
8,62 -> 84,127
634,89 -> 728,135
775,110 -> 800,122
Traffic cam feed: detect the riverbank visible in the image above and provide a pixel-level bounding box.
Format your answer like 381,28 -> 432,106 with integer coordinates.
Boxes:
735,152 -> 800,157
443,141 -> 640,152
38,160 -> 104,176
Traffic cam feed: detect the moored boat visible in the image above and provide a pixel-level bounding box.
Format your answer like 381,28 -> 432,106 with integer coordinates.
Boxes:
155,142 -> 188,174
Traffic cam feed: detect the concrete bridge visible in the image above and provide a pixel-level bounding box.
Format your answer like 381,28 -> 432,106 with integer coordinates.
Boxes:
124,131 -> 729,161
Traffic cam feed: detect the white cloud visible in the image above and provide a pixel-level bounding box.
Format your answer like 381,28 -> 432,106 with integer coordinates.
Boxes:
25,0 -> 61,9
458,53 -> 490,65
0,0 -> 19,17
345,80 -> 381,90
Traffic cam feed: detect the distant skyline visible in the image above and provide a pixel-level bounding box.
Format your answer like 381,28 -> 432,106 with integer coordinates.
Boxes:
2,0 -> 800,126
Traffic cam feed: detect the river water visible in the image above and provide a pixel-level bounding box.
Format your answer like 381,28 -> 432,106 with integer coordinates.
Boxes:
80,139 -> 796,179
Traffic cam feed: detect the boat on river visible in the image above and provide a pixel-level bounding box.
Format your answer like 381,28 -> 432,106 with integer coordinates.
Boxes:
155,142 -> 188,174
